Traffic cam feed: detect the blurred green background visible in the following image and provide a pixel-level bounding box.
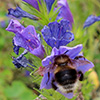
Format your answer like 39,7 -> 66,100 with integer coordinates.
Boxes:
0,0 -> 100,100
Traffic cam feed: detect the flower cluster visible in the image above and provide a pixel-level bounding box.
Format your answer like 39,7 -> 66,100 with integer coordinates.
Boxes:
6,0 -> 97,99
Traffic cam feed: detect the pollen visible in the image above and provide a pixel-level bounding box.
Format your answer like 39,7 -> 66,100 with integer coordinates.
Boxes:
49,61 -> 52,64
69,37 -> 71,39
28,39 -> 31,42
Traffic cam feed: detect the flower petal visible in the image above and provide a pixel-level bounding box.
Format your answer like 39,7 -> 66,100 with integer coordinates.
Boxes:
22,0 -> 40,11
41,25 -> 52,41
6,19 -> 24,33
12,49 -> 36,69
48,21 -> 60,39
42,55 -> 54,67
42,47 -> 59,66
21,25 -> 37,39
12,56 -> 29,68
30,44 -> 46,59
12,50 -> 29,68
44,0 -> 55,11
60,19 -> 71,31
12,39 -> 20,55
8,7 -> 38,20
40,72 -> 53,89
13,34 -> 29,50
72,53 -> 94,73
57,0 -> 74,25
74,59 -> 94,74
65,44 -> 83,59
83,15 -> 100,29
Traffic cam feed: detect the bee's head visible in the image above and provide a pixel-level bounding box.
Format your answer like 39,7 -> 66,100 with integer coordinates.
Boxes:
53,55 -> 72,67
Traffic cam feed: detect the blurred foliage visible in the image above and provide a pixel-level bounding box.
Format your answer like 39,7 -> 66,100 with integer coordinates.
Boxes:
0,1 -> 39,100
0,0 -> 100,100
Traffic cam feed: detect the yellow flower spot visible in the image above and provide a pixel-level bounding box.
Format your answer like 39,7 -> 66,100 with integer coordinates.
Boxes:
49,61 -> 52,64
28,39 -> 31,42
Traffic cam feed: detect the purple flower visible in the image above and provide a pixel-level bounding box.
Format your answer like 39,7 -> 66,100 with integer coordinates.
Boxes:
12,40 -> 20,55
22,0 -> 40,11
6,19 -> 46,59
8,6 -> 38,20
40,44 -> 94,99
0,21 -> 6,28
23,0 -> 54,12
12,50 -> 32,68
44,0 -> 55,11
42,19 -> 74,48
25,70 -> 31,76
12,54 -> 32,69
12,56 -> 29,68
12,50 -> 36,78
83,15 -> 100,29
57,0 -> 74,25
6,19 -> 24,33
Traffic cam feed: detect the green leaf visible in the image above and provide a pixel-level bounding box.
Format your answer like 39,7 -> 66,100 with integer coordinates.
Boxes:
4,81 -> 26,98
50,9 -> 60,22
19,90 -> 37,100
22,2 -> 44,19
0,69 -> 13,83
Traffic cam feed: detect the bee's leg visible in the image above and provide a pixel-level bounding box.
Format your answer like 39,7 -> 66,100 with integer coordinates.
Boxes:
51,80 -> 57,90
78,71 -> 84,81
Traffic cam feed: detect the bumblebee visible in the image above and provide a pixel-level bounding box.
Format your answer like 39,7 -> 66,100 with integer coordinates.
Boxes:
37,54 -> 89,93
51,54 -> 84,93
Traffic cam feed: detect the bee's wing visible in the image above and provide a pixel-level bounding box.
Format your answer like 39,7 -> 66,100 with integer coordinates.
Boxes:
72,59 -> 90,67
71,59 -> 94,73
35,64 -> 54,76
